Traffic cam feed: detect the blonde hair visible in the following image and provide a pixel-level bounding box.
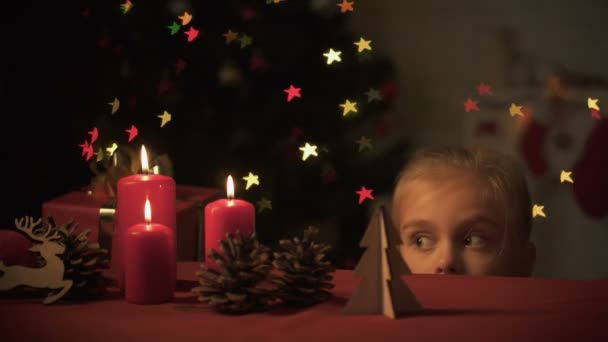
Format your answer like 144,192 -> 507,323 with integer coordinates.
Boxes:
391,146 -> 532,249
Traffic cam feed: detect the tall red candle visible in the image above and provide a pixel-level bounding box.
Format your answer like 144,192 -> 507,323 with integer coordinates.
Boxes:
113,145 -> 176,291
125,198 -> 174,304
204,175 -> 255,267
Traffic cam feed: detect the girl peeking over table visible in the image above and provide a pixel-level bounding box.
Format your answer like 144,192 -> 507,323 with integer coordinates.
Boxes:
391,146 -> 536,277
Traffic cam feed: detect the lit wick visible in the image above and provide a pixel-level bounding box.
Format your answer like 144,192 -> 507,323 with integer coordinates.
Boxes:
141,145 -> 150,174
144,197 -> 152,231
227,175 -> 235,206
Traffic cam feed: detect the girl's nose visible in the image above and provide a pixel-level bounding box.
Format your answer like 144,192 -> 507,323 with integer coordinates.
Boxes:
434,243 -> 460,274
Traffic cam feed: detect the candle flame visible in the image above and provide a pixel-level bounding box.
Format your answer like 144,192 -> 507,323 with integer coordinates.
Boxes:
144,197 -> 152,225
141,145 -> 149,173
227,175 -> 235,200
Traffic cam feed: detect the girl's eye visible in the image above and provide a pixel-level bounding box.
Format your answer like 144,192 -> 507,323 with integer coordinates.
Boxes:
464,234 -> 486,247
413,235 -> 434,249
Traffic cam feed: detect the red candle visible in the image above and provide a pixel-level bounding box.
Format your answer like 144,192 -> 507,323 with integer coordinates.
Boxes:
204,175 -> 255,267
113,145 -> 176,291
125,198 -> 174,304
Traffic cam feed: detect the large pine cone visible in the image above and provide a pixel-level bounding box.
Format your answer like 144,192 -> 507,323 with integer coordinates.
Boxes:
271,227 -> 335,306
44,218 -> 113,300
192,231 -> 273,314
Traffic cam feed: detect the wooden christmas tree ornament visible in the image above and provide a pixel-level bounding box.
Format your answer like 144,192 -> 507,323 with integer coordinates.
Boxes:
343,205 -> 422,319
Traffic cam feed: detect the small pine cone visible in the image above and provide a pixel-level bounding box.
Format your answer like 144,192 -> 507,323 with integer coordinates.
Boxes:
271,227 -> 335,306
46,218 -> 113,300
34,217 -> 113,301
192,231 -> 273,314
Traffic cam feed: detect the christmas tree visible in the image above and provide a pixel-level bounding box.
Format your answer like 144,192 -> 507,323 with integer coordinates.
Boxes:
63,0 -> 404,267
343,205 -> 421,318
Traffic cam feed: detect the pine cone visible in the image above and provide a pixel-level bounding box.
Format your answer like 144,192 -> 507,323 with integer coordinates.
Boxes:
192,231 -> 273,314
271,226 -> 335,306
44,218 -> 113,300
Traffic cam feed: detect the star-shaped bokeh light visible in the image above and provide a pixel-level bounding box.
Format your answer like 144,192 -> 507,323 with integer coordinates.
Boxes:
299,142 -> 318,161
284,85 -> 302,102
365,88 -> 382,103
323,48 -> 342,65
94,148 -> 104,162
340,99 -> 358,116
88,127 -> 99,144
356,136 -> 373,152
243,172 -> 260,190
464,98 -> 479,112
106,143 -> 118,156
356,186 -> 374,204
256,197 -> 272,213
168,22 -> 180,35
125,125 -> 138,142
532,204 -> 546,218
354,37 -> 372,53
337,0 -> 354,13
560,170 -> 574,184
120,0 -> 133,14
185,27 -> 199,42
588,97 -> 600,111
509,103 -> 524,117
158,111 -> 172,127
178,11 -> 192,26
108,98 -> 120,114
223,29 -> 239,44
240,34 -> 253,48
79,141 -> 93,161
477,82 -> 492,96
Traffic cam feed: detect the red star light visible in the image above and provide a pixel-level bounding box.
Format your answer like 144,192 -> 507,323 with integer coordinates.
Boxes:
284,85 -> 302,102
356,186 -> 374,204
464,98 -> 480,112
477,82 -> 492,96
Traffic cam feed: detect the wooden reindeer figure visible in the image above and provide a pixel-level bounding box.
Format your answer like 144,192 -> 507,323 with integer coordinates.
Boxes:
0,216 -> 72,304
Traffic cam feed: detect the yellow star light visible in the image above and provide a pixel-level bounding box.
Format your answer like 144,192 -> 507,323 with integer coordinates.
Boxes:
95,147 -> 104,162
223,29 -> 239,44
108,98 -> 120,114
299,142 -> 318,161
242,172 -> 260,190
509,103 -> 524,117
354,37 -> 372,53
356,136 -> 373,152
532,204 -> 546,218
560,170 -> 574,184
178,11 -> 192,26
158,110 -> 172,128
240,34 -> 253,49
340,99 -> 358,116
587,97 -> 600,111
323,48 -> 342,65
256,197 -> 272,213
106,143 -> 118,156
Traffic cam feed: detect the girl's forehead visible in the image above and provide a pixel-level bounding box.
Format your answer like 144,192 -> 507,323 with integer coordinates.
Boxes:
397,173 -> 502,217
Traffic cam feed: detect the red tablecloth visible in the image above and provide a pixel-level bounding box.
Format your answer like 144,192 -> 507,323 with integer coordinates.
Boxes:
1,262 -> 607,341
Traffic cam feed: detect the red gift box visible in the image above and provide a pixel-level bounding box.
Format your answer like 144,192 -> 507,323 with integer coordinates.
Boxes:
41,185 -> 222,261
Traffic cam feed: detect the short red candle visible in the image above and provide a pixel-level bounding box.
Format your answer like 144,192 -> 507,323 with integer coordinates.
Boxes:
113,146 -> 176,291
204,175 -> 255,267
124,199 -> 174,304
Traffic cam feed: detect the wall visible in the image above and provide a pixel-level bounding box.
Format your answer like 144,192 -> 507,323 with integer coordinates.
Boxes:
350,0 -> 608,147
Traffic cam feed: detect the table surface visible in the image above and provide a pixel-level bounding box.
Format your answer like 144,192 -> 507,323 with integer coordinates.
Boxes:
1,262 -> 607,342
